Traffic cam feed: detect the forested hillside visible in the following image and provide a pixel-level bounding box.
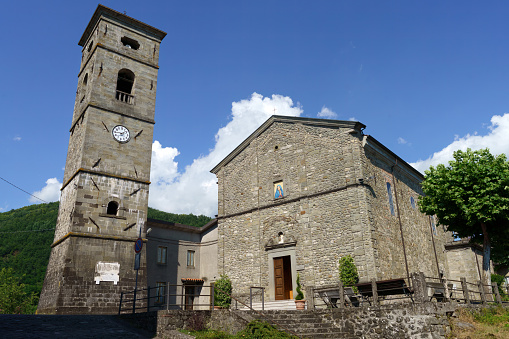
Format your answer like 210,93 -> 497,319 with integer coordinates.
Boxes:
0,202 -> 212,313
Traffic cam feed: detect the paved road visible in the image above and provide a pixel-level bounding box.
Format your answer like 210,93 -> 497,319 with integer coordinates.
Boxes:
0,315 -> 155,338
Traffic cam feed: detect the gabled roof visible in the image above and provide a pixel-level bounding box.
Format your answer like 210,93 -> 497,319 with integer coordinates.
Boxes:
210,115 -> 366,174
78,4 -> 167,47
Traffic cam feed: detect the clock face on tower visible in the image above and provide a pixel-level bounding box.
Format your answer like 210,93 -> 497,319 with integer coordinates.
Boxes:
112,125 -> 130,143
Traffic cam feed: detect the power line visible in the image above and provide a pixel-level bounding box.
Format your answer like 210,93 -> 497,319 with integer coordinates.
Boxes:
0,228 -> 55,234
0,176 -> 48,203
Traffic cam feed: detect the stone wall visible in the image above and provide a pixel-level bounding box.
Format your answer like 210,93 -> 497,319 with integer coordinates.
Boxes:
213,116 -> 452,302
156,303 -> 458,339
445,240 -> 485,284
362,138 -> 450,281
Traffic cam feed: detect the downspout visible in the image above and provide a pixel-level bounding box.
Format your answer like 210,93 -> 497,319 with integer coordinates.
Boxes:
391,160 -> 411,288
428,215 -> 441,278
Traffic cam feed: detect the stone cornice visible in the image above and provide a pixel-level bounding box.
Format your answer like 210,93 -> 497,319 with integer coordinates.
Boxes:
79,5 -> 166,47
217,182 -> 363,220
61,168 -> 150,191
51,231 -> 145,248
363,135 -> 425,182
69,104 -> 155,133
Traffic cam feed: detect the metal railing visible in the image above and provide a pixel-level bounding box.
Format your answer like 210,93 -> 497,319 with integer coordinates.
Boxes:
232,287 -> 265,310
119,283 -> 214,314
307,272 -> 509,309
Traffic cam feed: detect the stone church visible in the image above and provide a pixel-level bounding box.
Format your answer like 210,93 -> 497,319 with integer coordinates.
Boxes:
38,5 -> 470,314
211,115 -> 451,301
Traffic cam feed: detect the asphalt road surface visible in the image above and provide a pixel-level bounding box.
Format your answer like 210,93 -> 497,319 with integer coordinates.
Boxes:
0,314 -> 155,338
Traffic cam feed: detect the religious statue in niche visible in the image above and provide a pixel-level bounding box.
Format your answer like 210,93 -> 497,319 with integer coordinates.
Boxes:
274,181 -> 284,199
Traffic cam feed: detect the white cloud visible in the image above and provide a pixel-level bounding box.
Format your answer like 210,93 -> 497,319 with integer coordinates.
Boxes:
397,137 -> 407,144
30,178 -> 62,204
149,92 -> 303,217
410,113 -> 509,173
317,106 -> 337,119
13,136 -> 21,141
348,117 -> 357,121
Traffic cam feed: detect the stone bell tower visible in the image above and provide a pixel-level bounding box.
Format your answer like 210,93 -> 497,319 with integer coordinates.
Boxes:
38,5 -> 166,314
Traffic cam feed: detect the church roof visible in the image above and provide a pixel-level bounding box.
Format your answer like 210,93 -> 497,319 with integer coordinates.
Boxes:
78,4 -> 167,47
210,115 -> 365,174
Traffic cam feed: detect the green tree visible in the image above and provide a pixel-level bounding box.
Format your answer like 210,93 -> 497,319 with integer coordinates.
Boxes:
338,255 -> 359,288
0,268 -> 38,314
214,274 -> 232,308
419,148 -> 509,286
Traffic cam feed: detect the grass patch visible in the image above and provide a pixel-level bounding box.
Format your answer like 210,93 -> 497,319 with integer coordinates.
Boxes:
449,306 -> 509,339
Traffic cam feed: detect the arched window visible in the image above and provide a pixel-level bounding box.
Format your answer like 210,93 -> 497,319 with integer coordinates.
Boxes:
83,73 -> 88,85
107,201 -> 119,216
115,69 -> 135,104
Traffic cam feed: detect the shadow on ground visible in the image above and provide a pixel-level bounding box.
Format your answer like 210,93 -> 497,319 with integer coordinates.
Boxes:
0,314 -> 157,339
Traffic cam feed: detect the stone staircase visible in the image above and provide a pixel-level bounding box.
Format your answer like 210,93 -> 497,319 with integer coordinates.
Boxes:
235,300 -> 345,338
236,299 -> 300,311
249,310 -> 343,339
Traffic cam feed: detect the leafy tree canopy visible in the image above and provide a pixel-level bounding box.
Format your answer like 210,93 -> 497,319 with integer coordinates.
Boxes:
419,148 -> 509,280
419,148 -> 509,235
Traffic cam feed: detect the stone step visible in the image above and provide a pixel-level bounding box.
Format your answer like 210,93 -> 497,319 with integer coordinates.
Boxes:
237,299 -> 303,311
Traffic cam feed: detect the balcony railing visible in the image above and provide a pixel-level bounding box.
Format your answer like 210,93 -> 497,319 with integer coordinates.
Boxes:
116,90 -> 134,104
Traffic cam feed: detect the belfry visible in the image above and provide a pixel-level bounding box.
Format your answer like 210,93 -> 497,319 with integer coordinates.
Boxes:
37,5 -> 166,314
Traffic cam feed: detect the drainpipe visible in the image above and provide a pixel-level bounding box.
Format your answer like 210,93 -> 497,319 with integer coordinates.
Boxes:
428,215 -> 441,278
391,160 -> 411,288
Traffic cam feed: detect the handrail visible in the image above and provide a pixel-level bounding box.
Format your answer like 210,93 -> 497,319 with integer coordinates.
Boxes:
249,286 -> 265,310
213,285 -> 301,338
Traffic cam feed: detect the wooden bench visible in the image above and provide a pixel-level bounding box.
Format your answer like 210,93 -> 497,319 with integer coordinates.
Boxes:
316,286 -> 360,307
355,278 -> 413,304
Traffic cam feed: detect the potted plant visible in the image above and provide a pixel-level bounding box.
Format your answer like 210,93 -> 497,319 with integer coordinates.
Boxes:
213,274 -> 232,309
294,273 -> 306,310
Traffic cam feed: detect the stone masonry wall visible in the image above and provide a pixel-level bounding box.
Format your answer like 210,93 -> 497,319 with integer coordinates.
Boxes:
216,118 -> 452,302
446,245 -> 483,284
38,7 -> 163,315
217,121 -> 374,299
362,142 -> 450,281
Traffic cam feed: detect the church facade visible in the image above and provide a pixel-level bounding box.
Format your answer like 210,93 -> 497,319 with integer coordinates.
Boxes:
211,115 -> 451,301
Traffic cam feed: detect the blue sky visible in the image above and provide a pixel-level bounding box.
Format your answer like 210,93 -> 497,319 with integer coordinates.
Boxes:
1,0 -> 509,216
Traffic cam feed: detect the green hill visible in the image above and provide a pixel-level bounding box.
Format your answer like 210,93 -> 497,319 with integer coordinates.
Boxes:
0,202 -> 212,313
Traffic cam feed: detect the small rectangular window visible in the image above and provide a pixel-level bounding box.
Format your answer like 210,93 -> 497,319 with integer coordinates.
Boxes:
430,216 -> 437,236
156,282 -> 166,303
187,250 -> 195,267
386,182 -> 395,216
157,246 -> 167,265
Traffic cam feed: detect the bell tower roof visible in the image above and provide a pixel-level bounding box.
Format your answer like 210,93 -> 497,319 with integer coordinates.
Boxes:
78,4 -> 167,47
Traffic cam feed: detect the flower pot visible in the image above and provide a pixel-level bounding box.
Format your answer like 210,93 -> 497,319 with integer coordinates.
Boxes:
295,299 -> 306,310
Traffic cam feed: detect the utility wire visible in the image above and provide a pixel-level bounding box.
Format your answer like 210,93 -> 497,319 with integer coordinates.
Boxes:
0,228 -> 55,234
0,176 -> 48,203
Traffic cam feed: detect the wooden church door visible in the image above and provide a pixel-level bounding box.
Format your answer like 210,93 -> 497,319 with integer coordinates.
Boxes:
274,256 -> 293,300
